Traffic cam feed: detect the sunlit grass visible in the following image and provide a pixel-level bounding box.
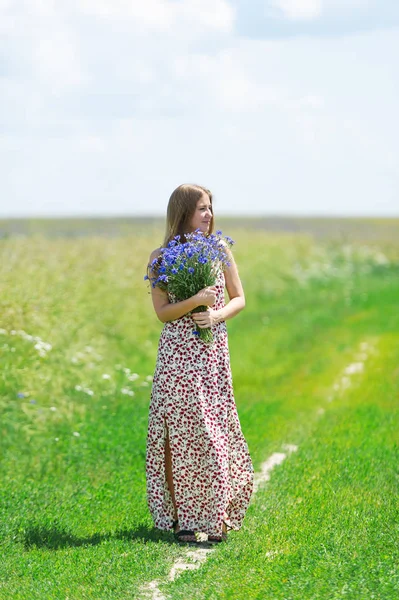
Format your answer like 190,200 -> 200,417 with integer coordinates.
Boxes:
0,219 -> 398,599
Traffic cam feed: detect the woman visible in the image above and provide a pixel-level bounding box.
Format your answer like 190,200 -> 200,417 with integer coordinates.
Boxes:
146,183 -> 254,543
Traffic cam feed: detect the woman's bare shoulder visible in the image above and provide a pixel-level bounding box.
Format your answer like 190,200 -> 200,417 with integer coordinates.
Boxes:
218,238 -> 233,254
149,247 -> 162,262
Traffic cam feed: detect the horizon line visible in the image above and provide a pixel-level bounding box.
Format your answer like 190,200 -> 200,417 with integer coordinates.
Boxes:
1,213 -> 399,220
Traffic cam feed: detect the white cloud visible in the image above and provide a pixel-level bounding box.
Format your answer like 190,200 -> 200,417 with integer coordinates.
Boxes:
182,0 -> 235,32
322,0 -> 374,16
172,51 -> 282,114
266,0 -> 397,24
78,0 -> 235,33
1,3 -> 87,95
34,30 -> 86,90
271,0 -> 322,21
78,0 -> 174,29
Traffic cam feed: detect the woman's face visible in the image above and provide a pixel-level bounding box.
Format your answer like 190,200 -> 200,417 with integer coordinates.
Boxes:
189,193 -> 212,233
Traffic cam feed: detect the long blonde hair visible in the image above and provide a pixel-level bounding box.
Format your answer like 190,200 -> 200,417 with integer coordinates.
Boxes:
163,183 -> 214,247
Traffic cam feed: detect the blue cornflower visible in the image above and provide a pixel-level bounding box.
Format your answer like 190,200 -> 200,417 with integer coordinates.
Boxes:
17,392 -> 25,398
145,227 -> 236,333
144,274 -> 149,280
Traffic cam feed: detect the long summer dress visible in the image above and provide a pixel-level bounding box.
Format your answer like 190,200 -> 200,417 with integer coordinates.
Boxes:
146,267 -> 254,537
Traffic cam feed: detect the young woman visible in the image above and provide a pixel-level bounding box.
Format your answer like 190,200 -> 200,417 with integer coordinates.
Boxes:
146,183 -> 254,543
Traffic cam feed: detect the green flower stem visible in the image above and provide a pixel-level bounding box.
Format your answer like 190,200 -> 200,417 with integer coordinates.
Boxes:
191,305 -> 214,344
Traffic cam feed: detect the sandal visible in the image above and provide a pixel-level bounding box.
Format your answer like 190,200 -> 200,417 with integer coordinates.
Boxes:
207,520 -> 232,543
172,520 -> 198,544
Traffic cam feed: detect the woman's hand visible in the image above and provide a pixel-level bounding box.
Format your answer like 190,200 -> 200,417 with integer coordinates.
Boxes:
192,308 -> 220,329
194,286 -> 217,307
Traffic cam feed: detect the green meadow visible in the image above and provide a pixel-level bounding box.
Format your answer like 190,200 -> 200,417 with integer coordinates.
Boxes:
0,217 -> 398,600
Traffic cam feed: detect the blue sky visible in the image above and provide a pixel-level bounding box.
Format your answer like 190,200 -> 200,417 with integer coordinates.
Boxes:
1,0 -> 398,217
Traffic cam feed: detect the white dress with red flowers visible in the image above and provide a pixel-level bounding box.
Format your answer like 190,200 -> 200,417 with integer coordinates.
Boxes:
145,268 -> 254,536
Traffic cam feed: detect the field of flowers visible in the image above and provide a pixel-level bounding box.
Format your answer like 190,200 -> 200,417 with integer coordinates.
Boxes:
0,218 -> 398,600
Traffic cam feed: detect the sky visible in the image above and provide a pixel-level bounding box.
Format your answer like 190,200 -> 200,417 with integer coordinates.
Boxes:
1,0 -> 398,217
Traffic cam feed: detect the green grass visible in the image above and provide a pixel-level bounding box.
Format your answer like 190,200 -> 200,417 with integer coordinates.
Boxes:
161,334 -> 399,599
0,219 -> 398,599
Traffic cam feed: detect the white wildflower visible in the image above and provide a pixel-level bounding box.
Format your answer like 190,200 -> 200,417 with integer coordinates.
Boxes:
340,376 -> 351,388
121,388 -> 134,396
18,330 -> 33,341
344,362 -> 364,375
0,328 -> 8,335
75,385 -> 82,391
146,375 -> 153,382
102,374 -> 111,380
128,373 -> 139,381
73,431 -> 80,437
50,406 -> 57,411
375,252 -> 389,265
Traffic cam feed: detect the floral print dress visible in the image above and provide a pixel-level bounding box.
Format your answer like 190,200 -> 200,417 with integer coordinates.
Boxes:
146,268 -> 254,537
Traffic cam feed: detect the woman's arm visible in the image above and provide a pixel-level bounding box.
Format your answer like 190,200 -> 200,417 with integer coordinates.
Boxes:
147,249 -> 217,323
192,248 -> 245,329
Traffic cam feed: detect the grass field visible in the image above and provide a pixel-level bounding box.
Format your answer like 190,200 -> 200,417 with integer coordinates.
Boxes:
1,218 -> 398,600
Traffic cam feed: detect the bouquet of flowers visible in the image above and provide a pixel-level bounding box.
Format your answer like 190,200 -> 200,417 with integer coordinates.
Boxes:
145,230 -> 234,343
